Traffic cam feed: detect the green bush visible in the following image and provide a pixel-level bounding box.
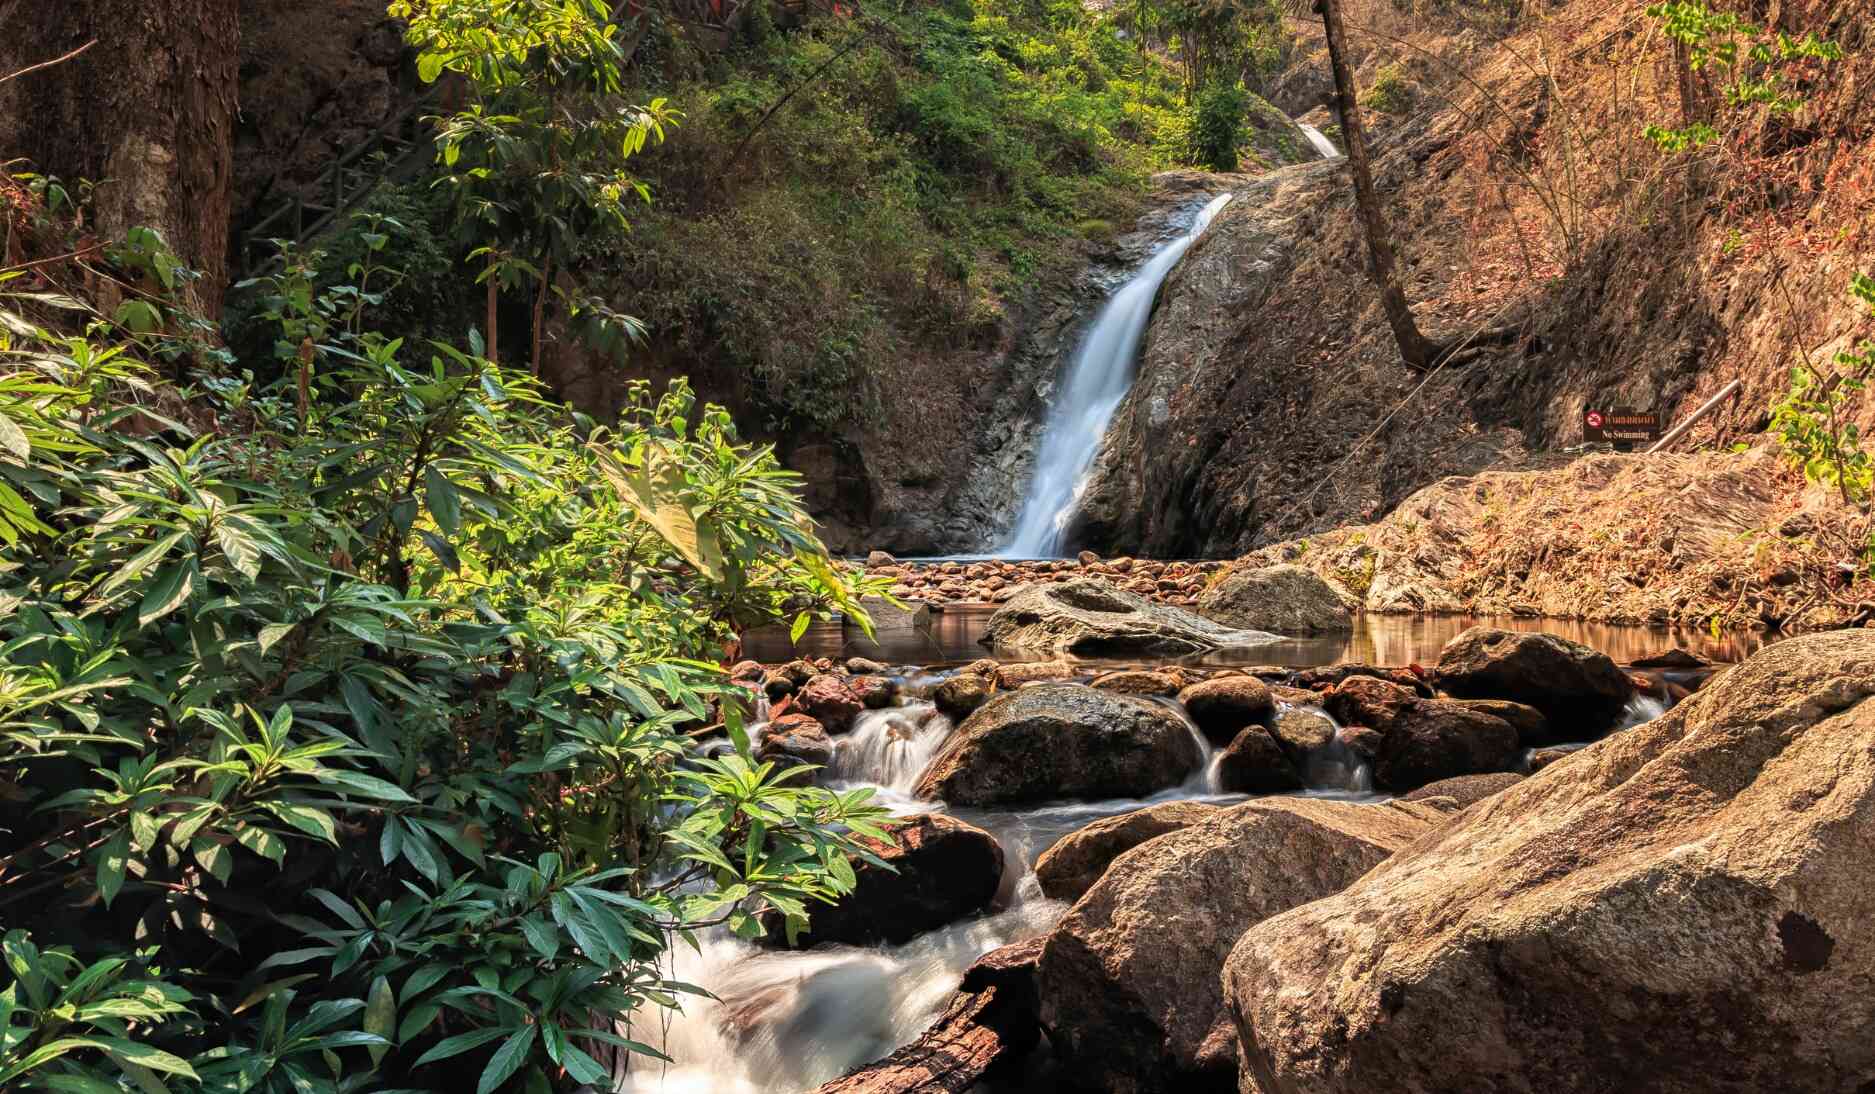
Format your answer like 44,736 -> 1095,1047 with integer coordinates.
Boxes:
1361,63 -> 1414,114
1191,83 -> 1251,170
0,225 -> 892,1092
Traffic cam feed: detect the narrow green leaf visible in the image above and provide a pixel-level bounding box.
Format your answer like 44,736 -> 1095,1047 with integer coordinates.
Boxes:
478,1025 -> 536,1094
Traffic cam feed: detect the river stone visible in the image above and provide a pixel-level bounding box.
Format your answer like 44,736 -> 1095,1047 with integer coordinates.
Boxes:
1225,630 -> 1875,1094
757,713 -> 834,771
845,656 -> 891,675
1433,627 -> 1635,732
1034,801 -> 1222,902
1215,725 -> 1305,794
1196,564 -> 1355,634
934,672 -> 993,721
983,578 -> 1280,656
1178,676 -> 1276,744
849,674 -> 897,709
995,659 -> 1078,687
1269,707 -> 1336,756
912,684 -> 1203,806
1037,798 -> 1451,1093
861,595 -> 931,632
1321,675 -> 1416,730
768,813 -> 1004,950
1370,699 -> 1521,792
1089,669 -> 1186,696
797,674 -> 864,734
1449,698 -> 1551,746
1399,771 -> 1524,807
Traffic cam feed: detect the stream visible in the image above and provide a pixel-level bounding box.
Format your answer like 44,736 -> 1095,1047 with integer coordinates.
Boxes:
626,614 -> 1695,1092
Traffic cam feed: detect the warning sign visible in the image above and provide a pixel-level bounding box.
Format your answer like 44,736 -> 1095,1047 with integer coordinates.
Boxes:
1584,408 -> 1661,444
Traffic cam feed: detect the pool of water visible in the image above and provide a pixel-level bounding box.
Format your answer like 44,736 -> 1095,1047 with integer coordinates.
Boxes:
742,604 -> 1765,668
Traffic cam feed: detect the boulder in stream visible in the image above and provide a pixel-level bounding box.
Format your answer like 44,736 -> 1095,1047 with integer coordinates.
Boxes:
1178,675 -> 1276,744
913,684 -> 1203,806
1034,800 -> 1222,902
1433,626 -> 1635,733
1036,797 -> 1451,1093
1226,630 -> 1875,1094
982,578 -> 1279,656
756,713 -> 834,772
797,674 -> 864,734
767,813 -> 1004,949
1197,563 -> 1355,634
933,672 -> 993,721
1323,678 -> 1521,792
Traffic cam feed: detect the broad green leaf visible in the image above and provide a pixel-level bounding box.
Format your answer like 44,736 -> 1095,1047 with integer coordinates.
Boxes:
0,411 -> 28,461
138,563 -> 193,628
214,520 -> 262,581
478,1024 -> 537,1094
96,830 -> 130,907
424,465 -> 461,534
364,975 -> 396,1067
412,1026 -> 510,1068
591,444 -> 724,581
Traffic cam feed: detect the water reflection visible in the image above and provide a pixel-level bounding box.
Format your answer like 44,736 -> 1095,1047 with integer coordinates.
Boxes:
743,604 -> 1765,668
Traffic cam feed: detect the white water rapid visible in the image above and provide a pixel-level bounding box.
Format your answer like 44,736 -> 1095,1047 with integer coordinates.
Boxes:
1298,121 -> 1341,159
997,192 -> 1234,558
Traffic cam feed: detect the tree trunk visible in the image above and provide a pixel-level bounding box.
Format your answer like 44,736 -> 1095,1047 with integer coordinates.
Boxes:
0,0 -> 239,314
1317,0 -> 1443,371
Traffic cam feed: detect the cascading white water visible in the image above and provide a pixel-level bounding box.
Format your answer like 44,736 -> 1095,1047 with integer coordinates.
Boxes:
830,703 -> 953,796
997,192 -> 1234,558
1298,122 -> 1341,160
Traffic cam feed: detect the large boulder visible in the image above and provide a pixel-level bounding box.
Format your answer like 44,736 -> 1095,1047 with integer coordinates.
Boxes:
1178,676 -> 1276,744
1034,801 -> 1222,902
768,813 -> 1004,949
1037,798 -> 1450,1093
913,684 -> 1203,806
1368,699 -> 1522,793
1225,630 -> 1875,1094
983,578 -> 1280,656
1197,564 -> 1355,634
1398,771 -> 1524,807
933,672 -> 993,721
757,713 -> 834,771
1433,627 -> 1635,733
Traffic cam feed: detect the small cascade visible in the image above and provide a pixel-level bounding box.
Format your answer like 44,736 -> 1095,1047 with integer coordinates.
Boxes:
998,192 -> 1234,557
1297,121 -> 1340,159
830,703 -> 953,795
1618,693 -> 1669,729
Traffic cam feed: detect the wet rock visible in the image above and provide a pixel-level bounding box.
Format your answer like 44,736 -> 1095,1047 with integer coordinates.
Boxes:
1228,630 -> 1875,1094
780,659 -> 819,685
763,671 -> 798,700
1034,801 -> 1222,902
1433,627 -> 1635,731
1037,798 -> 1450,1093
861,596 -> 932,633
1450,698 -> 1551,747
1197,563 -> 1355,634
995,660 -> 1078,688
812,938 -> 1043,1094
769,813 -> 1004,950
1527,746 -> 1575,772
934,672 -> 994,721
1370,699 -> 1522,792
1399,771 -> 1524,807
1322,675 -> 1416,730
913,684 -> 1203,806
1178,676 -> 1276,744
1268,706 -> 1337,756
757,713 -> 834,771
1089,669 -> 1186,697
798,674 -> 864,734
1292,663 -> 1434,696
1337,724 -> 1385,761
1632,647 -> 1708,669
983,578 -> 1280,656
1215,725 -> 1305,794
845,656 -> 891,675
866,550 -> 898,567
849,674 -> 898,710
729,659 -> 766,683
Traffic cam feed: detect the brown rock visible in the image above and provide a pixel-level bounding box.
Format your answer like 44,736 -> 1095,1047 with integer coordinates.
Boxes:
1197,563 -> 1355,634
913,684 -> 1203,806
1178,676 -> 1276,744
1215,725 -> 1305,794
934,672 -> 994,721
1227,630 -> 1875,1094
798,674 -> 864,734
1038,798 -> 1449,1093
1433,626 -> 1635,731
994,659 -> 1077,688
1269,707 -> 1337,756
845,656 -> 891,675
768,814 -> 1004,949
1450,698 -> 1551,747
1033,801 -> 1222,902
1370,699 -> 1521,792
849,674 -> 898,710
1322,675 -> 1416,730
1088,669 -> 1184,697
757,713 -> 833,771
1399,771 -> 1524,806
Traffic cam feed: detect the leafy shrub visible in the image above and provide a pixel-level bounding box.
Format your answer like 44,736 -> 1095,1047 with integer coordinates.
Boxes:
1191,83 -> 1250,170
0,222 -> 893,1091
1361,63 -> 1413,115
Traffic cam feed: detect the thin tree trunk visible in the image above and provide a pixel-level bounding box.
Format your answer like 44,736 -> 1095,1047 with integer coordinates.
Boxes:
1317,0 -> 1443,371
485,263 -> 501,367
531,254 -> 552,377
0,0 -> 239,314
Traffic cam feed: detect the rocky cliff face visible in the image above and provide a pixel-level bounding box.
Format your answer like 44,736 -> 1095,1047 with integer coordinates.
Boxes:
1075,0 -> 1875,558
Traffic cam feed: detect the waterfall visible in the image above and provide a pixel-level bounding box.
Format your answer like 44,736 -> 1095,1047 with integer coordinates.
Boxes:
830,703 -> 953,795
997,192 -> 1234,558
1298,122 -> 1340,159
